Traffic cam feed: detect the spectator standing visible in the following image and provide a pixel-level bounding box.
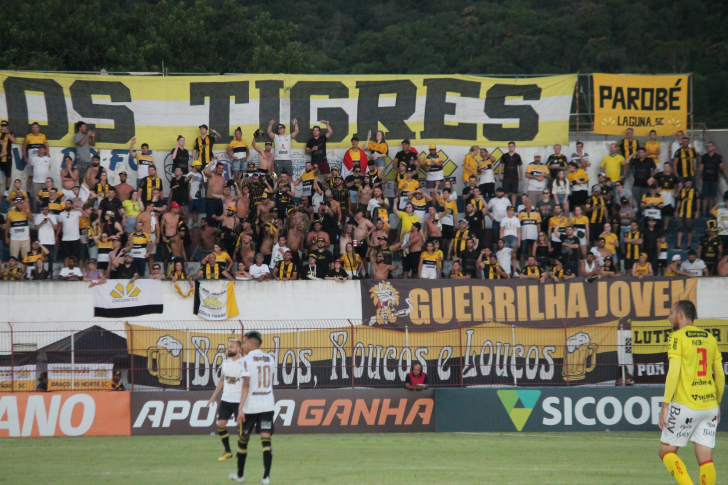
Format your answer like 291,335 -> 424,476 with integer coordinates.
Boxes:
27,145 -> 51,210
5,197 -> 32,260
128,221 -> 152,277
570,141 -> 590,170
128,138 -> 155,188
187,160 -> 204,225
97,187 -> 123,221
676,180 -> 700,250
585,186 -> 606,246
672,137 -> 698,184
122,190 -> 143,234
364,130 -> 389,180
600,143 -> 626,184
477,147 -> 495,198
393,139 -> 420,174
115,171 -> 134,202
669,131 -> 687,159
60,155 -> 79,200
0,120 -> 17,192
644,129 -> 661,164
267,119 -> 298,177
226,128 -> 248,182
525,154 -> 549,203
462,146 -> 479,185
34,204 -> 58,275
169,167 -> 190,209
567,162 -> 589,210
548,205 -> 568,255
699,141 -> 725,214
618,128 -> 640,159
500,206 -> 521,251
59,204 -> 82,262
22,122 -> 49,160
625,148 -> 656,216
558,226 -> 580,275
623,220 -> 643,272
499,142 -> 523,207
517,198 -> 541,267
547,143 -> 568,179
486,187 -> 511,243
193,124 -> 221,171
342,136 -> 369,178
642,217 -> 662,270
641,185 -> 664,223
138,165 -> 163,205
305,121 -> 333,178
73,121 -> 96,181
171,135 -> 190,175
698,221 -> 722,274
654,163 -> 680,232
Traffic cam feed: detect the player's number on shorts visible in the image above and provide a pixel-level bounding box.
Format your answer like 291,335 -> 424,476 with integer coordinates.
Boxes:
257,365 -> 271,388
697,347 -> 708,377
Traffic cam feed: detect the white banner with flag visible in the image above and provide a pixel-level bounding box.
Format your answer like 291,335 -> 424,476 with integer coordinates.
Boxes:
93,279 -> 164,318
194,280 -> 240,320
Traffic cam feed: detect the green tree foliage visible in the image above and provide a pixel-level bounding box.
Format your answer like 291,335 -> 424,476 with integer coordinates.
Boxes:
1,0 -> 726,126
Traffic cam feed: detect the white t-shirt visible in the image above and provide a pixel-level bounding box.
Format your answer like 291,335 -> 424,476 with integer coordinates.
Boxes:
274,134 -> 292,160
487,197 -> 512,222
526,163 -> 549,192
249,264 -> 271,279
220,357 -> 245,404
713,206 -> 728,236
552,180 -> 570,196
241,349 -> 276,414
500,215 -> 521,238
496,247 -> 513,275
188,172 -> 203,200
34,214 -> 58,245
30,156 -> 51,183
60,210 -> 81,241
680,259 -> 707,277
59,267 -> 83,278
269,244 -> 289,269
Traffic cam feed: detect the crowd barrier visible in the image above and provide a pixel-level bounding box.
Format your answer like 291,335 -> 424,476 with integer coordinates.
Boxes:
3,387 -> 727,438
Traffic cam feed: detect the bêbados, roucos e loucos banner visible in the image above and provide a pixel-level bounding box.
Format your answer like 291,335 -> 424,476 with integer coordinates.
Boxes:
0,72 -> 575,150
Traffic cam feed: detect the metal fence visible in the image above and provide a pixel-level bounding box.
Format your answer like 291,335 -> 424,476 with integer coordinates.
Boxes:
5,318 -> 719,393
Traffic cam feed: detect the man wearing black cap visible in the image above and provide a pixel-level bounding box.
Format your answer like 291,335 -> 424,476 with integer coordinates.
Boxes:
311,237 -> 333,275
267,118 -> 299,177
193,124 -> 220,170
302,254 -> 322,280
642,217 -> 662,270
0,120 -> 16,191
306,121 -> 333,178
393,139 -> 419,173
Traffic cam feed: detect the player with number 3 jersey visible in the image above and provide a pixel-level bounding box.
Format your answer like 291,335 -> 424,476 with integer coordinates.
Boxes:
230,331 -> 276,484
658,300 -> 725,485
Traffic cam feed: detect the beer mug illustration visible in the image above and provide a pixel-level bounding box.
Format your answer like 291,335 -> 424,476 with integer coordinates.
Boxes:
147,335 -> 183,385
562,332 -> 598,381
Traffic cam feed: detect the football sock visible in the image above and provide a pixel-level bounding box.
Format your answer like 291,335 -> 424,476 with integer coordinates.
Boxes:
699,460 -> 716,485
262,437 -> 272,478
662,453 -> 694,485
236,436 -> 249,477
218,427 -> 230,453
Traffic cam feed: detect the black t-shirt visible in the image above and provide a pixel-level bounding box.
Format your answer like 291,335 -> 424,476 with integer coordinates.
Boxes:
306,136 -> 327,163
152,199 -> 166,212
559,234 -> 580,262
501,152 -> 522,180
465,212 -> 485,237
302,263 -> 321,280
459,249 -> 479,277
701,153 -> 723,182
115,263 -> 137,279
462,186 -> 476,203
642,227 -> 661,256
169,176 -> 189,206
99,197 -> 123,219
171,148 -> 190,173
345,174 -> 363,192
547,154 -> 568,179
327,268 -> 348,279
394,149 -> 419,169
654,172 -> 679,193
632,158 -> 656,187
313,249 -> 333,275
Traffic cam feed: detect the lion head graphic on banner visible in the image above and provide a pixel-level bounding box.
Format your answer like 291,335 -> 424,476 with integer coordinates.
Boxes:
368,281 -> 414,325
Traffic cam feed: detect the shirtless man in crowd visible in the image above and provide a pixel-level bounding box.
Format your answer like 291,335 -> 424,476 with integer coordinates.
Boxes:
287,219 -> 305,267
306,219 -> 330,251
85,154 -> 105,187
213,205 -> 240,255
168,227 -> 188,263
192,217 -> 220,261
371,251 -> 401,279
357,175 -> 374,211
401,222 -> 424,279
161,202 -> 182,268
237,233 -> 256,269
424,206 -> 443,243
256,193 -> 276,227
259,216 -> 280,264
352,208 -> 375,261
251,138 -> 275,176
60,156 -> 79,199
203,159 -> 227,222
236,185 -> 251,220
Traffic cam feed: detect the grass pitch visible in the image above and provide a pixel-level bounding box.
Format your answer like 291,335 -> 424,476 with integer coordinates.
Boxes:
1,432 -> 726,484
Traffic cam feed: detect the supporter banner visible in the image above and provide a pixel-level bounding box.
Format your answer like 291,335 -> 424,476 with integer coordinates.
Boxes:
0,391 -> 131,437
0,365 -> 36,392
131,389 -> 433,436
0,71 -> 575,150
93,279 -> 163,318
435,387 -> 728,432
593,73 -> 689,136
630,318 -> 728,384
193,280 -> 239,320
360,277 -> 696,329
47,363 -> 114,391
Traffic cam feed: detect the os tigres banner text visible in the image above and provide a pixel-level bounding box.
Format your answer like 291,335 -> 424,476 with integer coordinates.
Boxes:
361,277 -> 696,329
593,73 -> 689,136
0,72 -> 575,150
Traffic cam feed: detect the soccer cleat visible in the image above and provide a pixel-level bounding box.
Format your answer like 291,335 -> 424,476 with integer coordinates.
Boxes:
229,471 -> 245,483
219,452 -> 233,461
261,478 -> 270,484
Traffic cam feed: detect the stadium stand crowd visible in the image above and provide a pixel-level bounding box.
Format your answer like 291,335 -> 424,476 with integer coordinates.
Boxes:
1,120 -> 728,282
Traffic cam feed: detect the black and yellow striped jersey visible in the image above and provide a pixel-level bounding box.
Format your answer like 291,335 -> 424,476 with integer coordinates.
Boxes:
201,263 -> 221,279
139,176 -> 162,203
551,266 -> 572,279
625,230 -> 642,260
674,147 -> 697,178
332,187 -> 350,208
23,250 -> 45,266
641,193 -> 663,207
0,131 -> 13,163
586,195 -> 606,223
482,262 -> 504,279
449,270 -> 464,278
699,235 -> 722,264
276,184 -> 293,206
194,135 -> 215,167
228,139 -> 248,158
410,196 -> 427,213
37,186 -> 51,203
420,251 -> 439,267
94,183 -> 110,198
677,187 -> 699,218
47,196 -> 65,215
619,138 -> 640,158
170,270 -> 188,279
470,198 -> 485,212
129,232 -> 152,258
87,224 -> 102,244
571,215 -> 589,231
248,182 -> 266,207
96,240 -> 114,264
2,265 -> 21,280
452,229 -> 470,257
523,265 -> 542,277
366,169 -> 382,186
275,260 -> 296,278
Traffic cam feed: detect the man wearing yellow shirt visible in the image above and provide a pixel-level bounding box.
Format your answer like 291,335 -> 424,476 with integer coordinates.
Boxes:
645,129 -> 661,163
658,300 -> 724,485
22,122 -> 49,160
462,145 -> 479,184
600,143 -> 626,182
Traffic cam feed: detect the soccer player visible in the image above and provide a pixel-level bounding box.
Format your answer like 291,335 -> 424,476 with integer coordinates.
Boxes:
231,331 -> 276,484
658,300 -> 725,485
207,339 -> 244,460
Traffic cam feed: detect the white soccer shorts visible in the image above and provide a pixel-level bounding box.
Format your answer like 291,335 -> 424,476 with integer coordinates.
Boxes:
660,403 -> 719,448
